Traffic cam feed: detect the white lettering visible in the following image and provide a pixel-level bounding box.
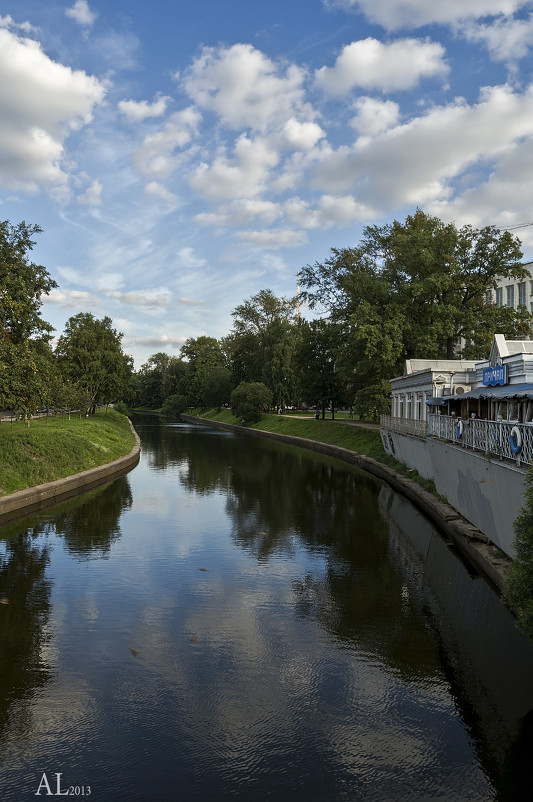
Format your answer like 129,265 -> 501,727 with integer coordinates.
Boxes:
55,773 -> 70,796
35,773 -> 53,796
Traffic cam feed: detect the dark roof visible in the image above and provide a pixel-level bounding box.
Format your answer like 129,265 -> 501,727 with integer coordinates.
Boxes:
427,384 -> 533,404
454,383 -> 533,400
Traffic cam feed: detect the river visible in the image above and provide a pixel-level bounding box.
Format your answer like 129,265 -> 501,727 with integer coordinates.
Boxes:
1,412 -> 533,801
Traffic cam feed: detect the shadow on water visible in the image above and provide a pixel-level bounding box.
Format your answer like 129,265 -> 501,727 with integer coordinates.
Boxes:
0,410 -> 532,800
137,412 -> 533,800
0,534 -> 52,764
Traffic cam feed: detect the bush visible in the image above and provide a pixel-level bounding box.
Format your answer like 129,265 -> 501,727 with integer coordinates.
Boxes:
161,393 -> 188,416
114,400 -> 129,416
354,380 -> 391,422
504,469 -> 533,636
230,381 -> 272,424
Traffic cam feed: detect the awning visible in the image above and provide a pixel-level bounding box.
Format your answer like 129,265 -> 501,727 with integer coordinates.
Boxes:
449,383 -> 533,401
426,384 -> 533,404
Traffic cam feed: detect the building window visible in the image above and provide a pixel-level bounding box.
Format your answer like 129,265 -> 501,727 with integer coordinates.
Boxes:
530,280 -> 533,296
506,284 -> 515,307
519,282 -> 527,306
496,287 -> 503,307
485,289 -> 493,304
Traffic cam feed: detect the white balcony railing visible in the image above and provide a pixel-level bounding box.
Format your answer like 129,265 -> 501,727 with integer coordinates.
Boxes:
380,413 -> 533,467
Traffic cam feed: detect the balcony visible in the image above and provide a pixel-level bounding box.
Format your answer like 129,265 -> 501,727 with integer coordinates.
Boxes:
381,413 -> 533,467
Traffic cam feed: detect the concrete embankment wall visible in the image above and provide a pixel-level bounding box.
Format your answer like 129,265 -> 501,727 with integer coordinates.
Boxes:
0,423 -> 140,526
181,415 -> 508,591
380,428 -> 526,559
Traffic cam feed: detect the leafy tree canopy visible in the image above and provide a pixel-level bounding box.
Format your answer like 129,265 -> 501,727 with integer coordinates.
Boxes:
231,381 -> 272,424
56,313 -> 132,413
301,210 -> 531,383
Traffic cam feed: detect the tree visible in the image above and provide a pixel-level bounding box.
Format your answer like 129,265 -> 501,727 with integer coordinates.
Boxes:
504,470 -> 533,637
180,336 -> 226,407
226,289 -> 299,406
296,318 -> 345,418
301,210 -> 531,385
0,221 -> 57,417
202,366 -> 233,409
231,381 -> 272,424
354,380 -> 391,422
0,221 -> 57,344
56,314 -> 132,414
161,393 -> 188,416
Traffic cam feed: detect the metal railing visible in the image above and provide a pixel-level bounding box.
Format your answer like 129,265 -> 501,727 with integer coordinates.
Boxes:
380,415 -> 428,438
381,413 -> 533,466
429,415 -> 533,466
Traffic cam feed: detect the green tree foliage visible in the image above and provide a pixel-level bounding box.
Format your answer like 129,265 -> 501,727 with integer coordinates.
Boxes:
55,313 -> 132,414
301,210 -> 530,386
0,221 -> 58,418
161,393 -> 188,416
354,380 -> 391,422
202,366 -> 233,409
296,318 -> 346,418
504,470 -> 533,637
230,381 -> 272,424
226,289 -> 299,406
180,336 -> 226,407
0,221 -> 57,343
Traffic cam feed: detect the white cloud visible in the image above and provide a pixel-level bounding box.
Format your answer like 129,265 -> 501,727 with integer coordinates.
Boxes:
179,297 -> 208,306
77,179 -> 102,205
181,43 -> 309,132
462,14 -> 533,61
131,334 -> 187,349
108,288 -> 173,307
176,247 -> 207,269
234,228 -> 308,249
283,195 -> 374,228
189,134 -> 279,201
144,181 -> 179,205
65,0 -> 98,29
132,107 -> 201,180
0,27 -> 106,194
312,83 -> 533,208
277,118 -> 326,150
314,38 -> 448,95
350,97 -> 400,136
46,287 -> 100,309
119,95 -> 171,123
323,0 -> 528,30
194,199 -> 281,227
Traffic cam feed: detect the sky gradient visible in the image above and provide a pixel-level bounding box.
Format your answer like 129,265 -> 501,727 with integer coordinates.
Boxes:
2,0 -> 533,366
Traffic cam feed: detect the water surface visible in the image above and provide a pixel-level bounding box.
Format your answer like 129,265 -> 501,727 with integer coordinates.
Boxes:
1,413 -> 533,801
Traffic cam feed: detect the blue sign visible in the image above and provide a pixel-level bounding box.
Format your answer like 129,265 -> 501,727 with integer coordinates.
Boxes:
483,365 -> 507,386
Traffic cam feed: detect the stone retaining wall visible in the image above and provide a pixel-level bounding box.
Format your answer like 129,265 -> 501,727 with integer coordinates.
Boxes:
0,422 -> 140,526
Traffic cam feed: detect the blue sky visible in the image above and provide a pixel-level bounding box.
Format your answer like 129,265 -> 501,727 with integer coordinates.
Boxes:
2,0 -> 533,367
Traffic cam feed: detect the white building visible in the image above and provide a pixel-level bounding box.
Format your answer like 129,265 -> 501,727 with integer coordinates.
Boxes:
389,359 -> 478,422
488,260 -> 533,317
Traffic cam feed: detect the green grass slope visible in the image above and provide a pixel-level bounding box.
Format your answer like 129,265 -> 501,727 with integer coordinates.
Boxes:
0,409 -> 136,496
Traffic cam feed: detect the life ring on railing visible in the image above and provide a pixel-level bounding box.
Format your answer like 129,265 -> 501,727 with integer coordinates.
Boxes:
510,426 -> 522,455
456,420 -> 463,439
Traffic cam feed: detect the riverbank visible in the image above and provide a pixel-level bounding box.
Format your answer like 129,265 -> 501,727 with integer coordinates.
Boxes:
0,409 -> 140,524
182,409 -> 511,591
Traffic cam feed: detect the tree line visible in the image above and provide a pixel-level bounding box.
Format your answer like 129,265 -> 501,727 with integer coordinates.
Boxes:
125,210 -> 531,421
2,210 -> 530,424
0,220 -> 131,422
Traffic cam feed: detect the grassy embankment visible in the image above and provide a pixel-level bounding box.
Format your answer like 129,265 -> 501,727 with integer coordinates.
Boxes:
187,407 -> 438,493
0,409 -> 136,496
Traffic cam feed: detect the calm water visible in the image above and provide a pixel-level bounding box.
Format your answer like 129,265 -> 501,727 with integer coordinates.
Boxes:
1,412 -> 533,801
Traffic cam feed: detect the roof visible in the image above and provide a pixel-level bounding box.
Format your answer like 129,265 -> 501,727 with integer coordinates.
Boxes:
427,383 -> 533,403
